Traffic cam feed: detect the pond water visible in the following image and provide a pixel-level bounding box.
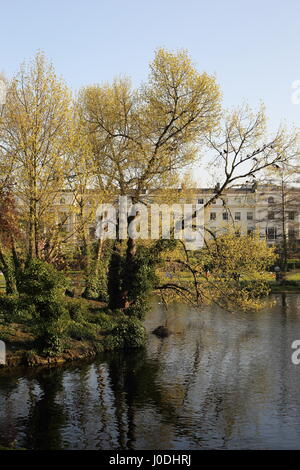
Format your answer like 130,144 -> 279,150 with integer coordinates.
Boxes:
1,294 -> 300,450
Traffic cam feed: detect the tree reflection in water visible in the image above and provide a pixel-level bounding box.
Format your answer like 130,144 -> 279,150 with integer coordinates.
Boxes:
1,294 -> 300,449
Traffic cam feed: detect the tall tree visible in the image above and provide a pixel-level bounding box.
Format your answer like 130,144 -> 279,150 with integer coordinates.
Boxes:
0,52 -> 73,261
79,48 -> 222,310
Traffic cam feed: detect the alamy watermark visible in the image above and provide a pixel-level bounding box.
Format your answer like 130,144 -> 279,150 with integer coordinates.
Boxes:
0,340 -> 5,365
291,340 -> 300,364
95,196 -> 205,250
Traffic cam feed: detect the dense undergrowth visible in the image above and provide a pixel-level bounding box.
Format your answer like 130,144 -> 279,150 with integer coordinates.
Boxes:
0,259 -> 145,361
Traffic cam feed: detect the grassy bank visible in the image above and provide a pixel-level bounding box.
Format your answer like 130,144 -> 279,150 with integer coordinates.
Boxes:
156,268 -> 300,294
267,271 -> 300,293
0,297 -> 145,369
269,282 -> 300,293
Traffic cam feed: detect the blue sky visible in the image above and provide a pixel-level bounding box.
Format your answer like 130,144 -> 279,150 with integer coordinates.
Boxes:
1,0 -> 300,133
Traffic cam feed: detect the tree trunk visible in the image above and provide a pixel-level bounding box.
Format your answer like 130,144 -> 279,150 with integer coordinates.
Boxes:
281,183 -> 288,284
119,214 -> 137,310
107,214 -> 138,312
94,237 -> 103,277
28,201 -> 36,259
82,238 -> 106,300
108,239 -> 124,309
0,245 -> 18,295
28,166 -> 38,259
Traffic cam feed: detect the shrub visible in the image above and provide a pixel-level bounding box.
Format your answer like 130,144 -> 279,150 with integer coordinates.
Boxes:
111,316 -> 145,349
117,245 -> 160,319
0,294 -> 34,323
82,268 -> 109,302
65,298 -> 89,322
86,310 -> 116,329
18,259 -> 67,303
0,294 -> 20,318
18,259 -> 68,355
66,320 -> 99,341
0,324 -> 15,342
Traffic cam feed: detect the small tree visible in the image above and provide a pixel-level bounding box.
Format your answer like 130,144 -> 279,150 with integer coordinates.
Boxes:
156,231 -> 277,311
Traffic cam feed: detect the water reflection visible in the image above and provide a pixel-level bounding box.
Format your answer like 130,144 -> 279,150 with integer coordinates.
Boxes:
1,294 -> 300,449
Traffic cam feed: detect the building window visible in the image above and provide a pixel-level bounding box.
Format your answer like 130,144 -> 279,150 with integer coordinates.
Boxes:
235,197 -> 241,204
222,212 -> 228,220
288,228 -> 295,239
210,212 -> 216,221
198,198 -> 204,204
60,197 -> 65,204
247,227 -> 255,235
288,211 -> 295,220
234,212 -> 241,221
247,212 -> 253,220
268,211 -> 275,220
268,196 -> 274,204
266,227 -> 277,240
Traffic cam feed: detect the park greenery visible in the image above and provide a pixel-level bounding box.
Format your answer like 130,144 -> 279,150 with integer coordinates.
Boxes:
0,49 -> 299,362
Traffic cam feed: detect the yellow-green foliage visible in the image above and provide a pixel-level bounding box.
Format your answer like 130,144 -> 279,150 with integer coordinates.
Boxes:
157,230 -> 277,311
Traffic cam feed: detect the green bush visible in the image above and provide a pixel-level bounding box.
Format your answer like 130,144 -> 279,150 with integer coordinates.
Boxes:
0,324 -> 15,342
111,316 -> 145,349
86,310 -> 115,329
18,259 -> 68,355
0,294 -> 20,318
114,244 -> 160,320
66,320 -> 99,341
0,294 -> 34,323
0,258 -> 147,357
82,269 -> 109,302
36,330 -> 61,356
18,259 -> 67,303
65,298 -> 89,322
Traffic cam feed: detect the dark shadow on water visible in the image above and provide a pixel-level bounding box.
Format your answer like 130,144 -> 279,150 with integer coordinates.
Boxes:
1,294 -> 300,449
